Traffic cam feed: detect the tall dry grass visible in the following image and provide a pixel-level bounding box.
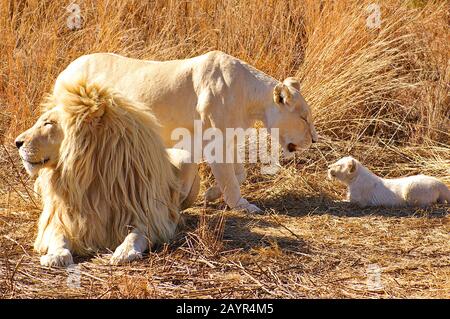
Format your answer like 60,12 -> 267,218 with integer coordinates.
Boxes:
298,1 -> 449,144
1,0 -> 448,145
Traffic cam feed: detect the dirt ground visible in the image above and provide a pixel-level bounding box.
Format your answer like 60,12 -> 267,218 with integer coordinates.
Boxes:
1,139 -> 448,299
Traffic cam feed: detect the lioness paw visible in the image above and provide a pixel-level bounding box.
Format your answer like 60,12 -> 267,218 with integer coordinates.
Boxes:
110,245 -> 143,265
235,198 -> 263,213
245,203 -> 263,213
40,249 -> 74,267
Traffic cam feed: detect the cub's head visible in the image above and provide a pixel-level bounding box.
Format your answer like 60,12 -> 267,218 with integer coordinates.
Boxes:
327,156 -> 360,184
15,106 -> 65,176
272,77 -> 318,159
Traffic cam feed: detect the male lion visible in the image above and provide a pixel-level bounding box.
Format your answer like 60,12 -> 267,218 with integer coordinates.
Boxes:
328,156 -> 450,207
15,79 -> 199,267
53,51 -> 318,212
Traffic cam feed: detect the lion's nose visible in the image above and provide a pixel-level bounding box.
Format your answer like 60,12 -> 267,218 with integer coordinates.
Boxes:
15,139 -> 24,149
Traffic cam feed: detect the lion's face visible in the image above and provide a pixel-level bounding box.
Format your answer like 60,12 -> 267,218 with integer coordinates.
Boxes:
328,156 -> 358,184
272,77 -> 318,158
15,107 -> 64,176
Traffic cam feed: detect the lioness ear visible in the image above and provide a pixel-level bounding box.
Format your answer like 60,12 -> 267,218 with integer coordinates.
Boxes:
283,77 -> 300,92
273,83 -> 284,104
273,83 -> 295,112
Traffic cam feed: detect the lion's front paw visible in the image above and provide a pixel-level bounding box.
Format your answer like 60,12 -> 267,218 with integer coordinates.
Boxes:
110,244 -> 143,265
40,249 -> 74,267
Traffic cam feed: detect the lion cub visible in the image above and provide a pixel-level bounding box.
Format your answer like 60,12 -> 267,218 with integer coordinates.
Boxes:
328,156 -> 450,207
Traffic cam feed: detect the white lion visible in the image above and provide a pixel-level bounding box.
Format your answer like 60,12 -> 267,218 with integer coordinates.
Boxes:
328,156 -> 450,207
15,79 -> 199,267
53,51 -> 318,212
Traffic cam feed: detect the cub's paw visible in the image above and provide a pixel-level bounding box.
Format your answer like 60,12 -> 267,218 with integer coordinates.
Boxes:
40,249 -> 74,267
110,244 -> 143,265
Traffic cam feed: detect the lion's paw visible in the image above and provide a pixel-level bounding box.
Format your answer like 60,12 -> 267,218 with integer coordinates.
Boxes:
110,245 -> 143,265
40,249 -> 74,267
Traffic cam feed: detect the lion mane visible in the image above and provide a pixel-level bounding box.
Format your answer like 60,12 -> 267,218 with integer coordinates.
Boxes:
34,79 -> 181,256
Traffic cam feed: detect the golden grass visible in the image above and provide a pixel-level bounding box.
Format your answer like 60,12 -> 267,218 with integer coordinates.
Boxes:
0,0 -> 449,298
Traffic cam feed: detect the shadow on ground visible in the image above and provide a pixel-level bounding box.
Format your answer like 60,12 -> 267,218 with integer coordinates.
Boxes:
249,190 -> 449,218
8,190 -> 448,267
180,210 -> 310,253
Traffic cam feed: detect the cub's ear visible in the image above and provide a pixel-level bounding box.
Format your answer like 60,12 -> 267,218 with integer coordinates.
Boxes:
283,77 -> 300,92
348,159 -> 357,173
273,83 -> 295,112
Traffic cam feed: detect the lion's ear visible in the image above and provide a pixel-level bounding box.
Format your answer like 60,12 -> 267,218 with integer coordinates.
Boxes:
79,86 -> 108,123
273,83 -> 295,112
79,101 -> 106,125
88,103 -> 106,119
61,80 -> 109,124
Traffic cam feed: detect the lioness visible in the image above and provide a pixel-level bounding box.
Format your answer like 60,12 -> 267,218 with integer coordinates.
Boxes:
328,156 -> 450,207
53,51 -> 318,212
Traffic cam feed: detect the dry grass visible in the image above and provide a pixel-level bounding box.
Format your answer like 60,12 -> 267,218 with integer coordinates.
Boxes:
0,0 -> 449,298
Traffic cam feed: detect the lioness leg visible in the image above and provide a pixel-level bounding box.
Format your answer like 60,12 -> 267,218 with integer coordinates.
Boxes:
110,229 -> 148,265
234,162 -> 247,185
209,162 -> 261,212
40,231 -> 74,267
205,163 -> 247,203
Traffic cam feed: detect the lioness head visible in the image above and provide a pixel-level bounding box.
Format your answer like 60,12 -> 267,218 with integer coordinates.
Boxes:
15,106 -> 65,176
327,156 -> 360,184
272,77 -> 318,158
